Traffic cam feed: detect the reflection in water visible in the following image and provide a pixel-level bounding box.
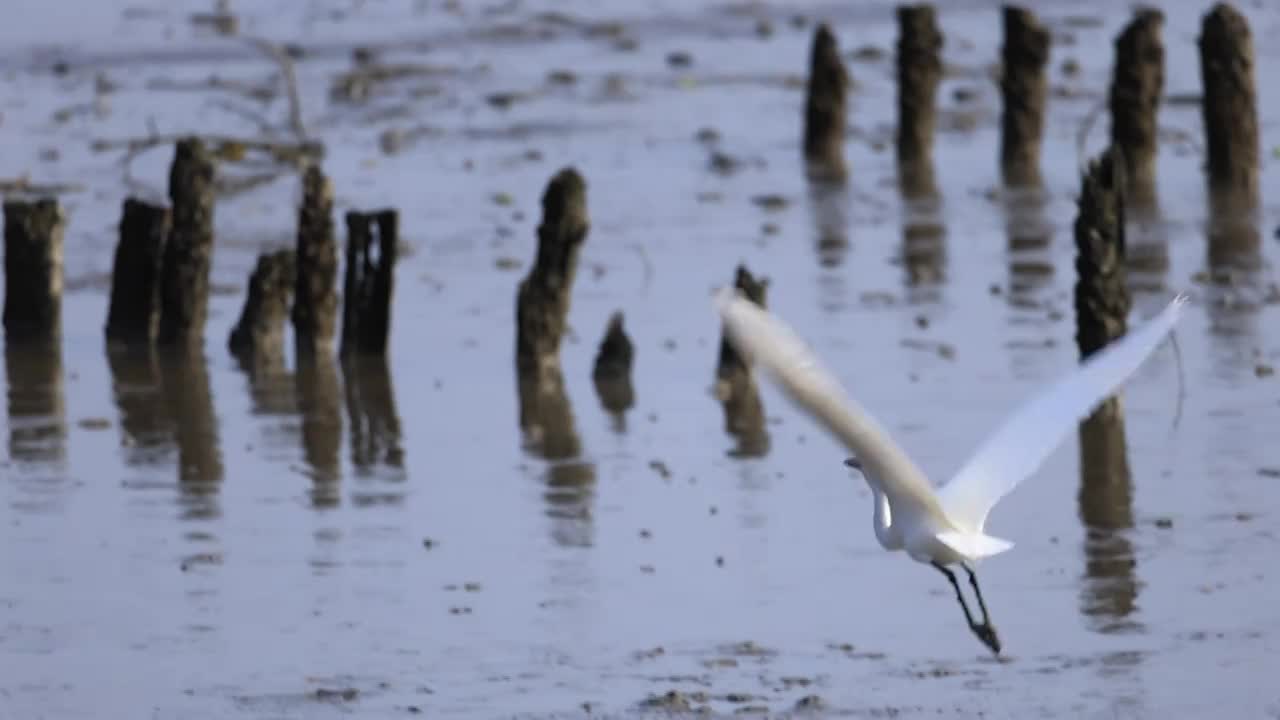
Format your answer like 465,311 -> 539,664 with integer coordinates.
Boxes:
518,365 -> 596,548
4,340 -> 67,512
342,354 -> 406,507
1077,403 -> 1142,634
1002,186 -> 1054,300
715,267 -> 770,459
296,353 -> 343,508
1124,204 -> 1169,297
806,178 -> 850,269
107,346 -> 172,465
1204,189 -> 1262,345
234,348 -> 297,418
157,347 -> 223,521
899,188 -> 947,305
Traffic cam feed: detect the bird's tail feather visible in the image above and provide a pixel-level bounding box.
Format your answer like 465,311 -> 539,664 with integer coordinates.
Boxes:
937,531 -> 1015,561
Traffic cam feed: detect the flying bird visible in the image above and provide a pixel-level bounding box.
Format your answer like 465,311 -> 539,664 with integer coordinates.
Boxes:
714,288 -> 1187,654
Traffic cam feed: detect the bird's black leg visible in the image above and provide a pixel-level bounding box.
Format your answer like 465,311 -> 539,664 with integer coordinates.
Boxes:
963,565 -> 994,626
932,561 -> 1002,656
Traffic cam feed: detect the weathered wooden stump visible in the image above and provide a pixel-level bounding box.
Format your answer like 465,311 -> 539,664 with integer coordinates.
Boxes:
3,198 -> 64,343
106,198 -> 170,345
715,265 -> 770,458
292,166 -> 339,357
1109,9 -> 1164,207
1198,2 -> 1258,206
896,4 -> 944,196
228,249 -> 295,361
592,311 -> 635,425
157,137 -> 217,347
340,209 -> 398,357
999,6 -> 1050,187
803,23 -> 850,183
515,168 -> 589,454
1073,147 -> 1130,422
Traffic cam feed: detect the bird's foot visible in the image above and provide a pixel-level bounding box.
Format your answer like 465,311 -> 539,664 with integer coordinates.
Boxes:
971,622 -> 1002,656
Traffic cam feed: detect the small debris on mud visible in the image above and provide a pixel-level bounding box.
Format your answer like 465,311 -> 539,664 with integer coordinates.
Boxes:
849,45 -> 886,62
639,565 -> 656,574
639,529 -> 652,539
750,194 -> 789,212
422,538 -> 436,549
761,222 -> 779,235
633,646 -> 666,661
547,69 -> 578,85
1255,364 -> 1274,378
313,687 -> 359,702
1154,517 -> 1174,529
449,606 -> 473,615
77,417 -> 111,430
495,256 -> 522,270
703,657 -> 737,668
695,127 -> 721,144
640,690 -> 698,711
794,694 -> 826,711
666,51 -> 694,68
649,459 -> 672,479
715,555 -> 725,567
1257,467 -> 1280,478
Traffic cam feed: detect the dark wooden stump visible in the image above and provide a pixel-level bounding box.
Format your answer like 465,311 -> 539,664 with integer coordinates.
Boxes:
228,249 -> 295,361
715,265 -> 770,458
1073,146 -> 1130,422
803,23 -> 850,183
896,4 -> 944,196
1198,2 -> 1258,206
592,311 -> 635,426
3,198 -> 64,343
1109,9 -> 1164,207
292,166 -> 339,357
340,209 -> 398,357
157,137 -> 217,347
515,168 -> 589,377
1000,6 -> 1050,188
107,198 -> 170,345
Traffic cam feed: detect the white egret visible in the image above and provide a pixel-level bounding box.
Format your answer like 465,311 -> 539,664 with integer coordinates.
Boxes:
714,288 -> 1187,654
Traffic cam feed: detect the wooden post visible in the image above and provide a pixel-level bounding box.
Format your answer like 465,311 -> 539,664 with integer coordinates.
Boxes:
107,198 -> 169,345
228,249 -> 295,360
1198,2 -> 1259,206
803,23 -> 850,183
1073,147 -> 1130,385
1109,9 -> 1164,207
3,198 -> 64,343
292,166 -> 339,357
592,311 -> 635,426
157,137 -> 217,346
896,4 -> 944,196
999,6 -> 1050,187
515,168 -> 589,376
715,265 -> 769,458
340,209 -> 398,357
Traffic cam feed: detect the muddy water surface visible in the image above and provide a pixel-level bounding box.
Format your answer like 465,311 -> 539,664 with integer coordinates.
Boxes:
3,1 -> 1280,717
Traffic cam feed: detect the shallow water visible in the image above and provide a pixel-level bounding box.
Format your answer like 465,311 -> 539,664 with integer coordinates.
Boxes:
3,1 -> 1280,717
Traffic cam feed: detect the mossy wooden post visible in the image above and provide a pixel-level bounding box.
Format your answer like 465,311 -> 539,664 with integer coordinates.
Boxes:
515,168 -> 589,457
3,198 -> 64,344
340,209 -> 397,357
592,311 -> 635,428
803,23 -> 849,183
715,265 -> 769,458
1073,147 -> 1130,419
106,198 -> 169,345
896,4 -> 944,196
1109,9 -> 1164,207
292,166 -> 339,358
228,249 -> 295,360
1198,2 -> 1259,208
999,6 -> 1050,187
157,137 -> 216,347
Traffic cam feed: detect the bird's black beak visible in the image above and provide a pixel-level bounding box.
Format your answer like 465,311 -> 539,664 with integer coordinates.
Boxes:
843,457 -> 862,470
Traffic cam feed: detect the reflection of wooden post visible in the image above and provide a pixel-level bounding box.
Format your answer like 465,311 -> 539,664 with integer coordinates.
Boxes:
107,198 -> 169,345
340,209 -> 398,357
1109,9 -> 1164,206
999,6 -> 1050,187
343,355 -> 404,475
158,138 -> 217,346
1073,147 -> 1130,416
592,311 -> 635,424
1198,2 -> 1258,205
5,343 -> 66,464
158,348 -> 223,514
293,166 -> 339,357
107,346 -> 170,465
297,353 -> 343,508
803,24 -> 849,183
896,4 -> 943,195
3,198 -> 64,343
228,249 -> 295,360
715,265 -> 769,458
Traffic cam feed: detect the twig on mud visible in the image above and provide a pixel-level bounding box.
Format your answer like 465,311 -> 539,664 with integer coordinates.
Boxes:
241,36 -> 308,141
0,177 -> 86,196
93,134 -> 324,166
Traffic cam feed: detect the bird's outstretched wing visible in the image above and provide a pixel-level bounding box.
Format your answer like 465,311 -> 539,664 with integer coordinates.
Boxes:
936,293 -> 1189,533
714,288 -> 945,517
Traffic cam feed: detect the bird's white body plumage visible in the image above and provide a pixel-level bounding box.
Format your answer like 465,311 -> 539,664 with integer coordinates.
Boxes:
714,288 -> 1187,569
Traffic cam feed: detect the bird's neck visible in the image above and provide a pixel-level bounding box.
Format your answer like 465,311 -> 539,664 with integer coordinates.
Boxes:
870,483 -> 900,550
